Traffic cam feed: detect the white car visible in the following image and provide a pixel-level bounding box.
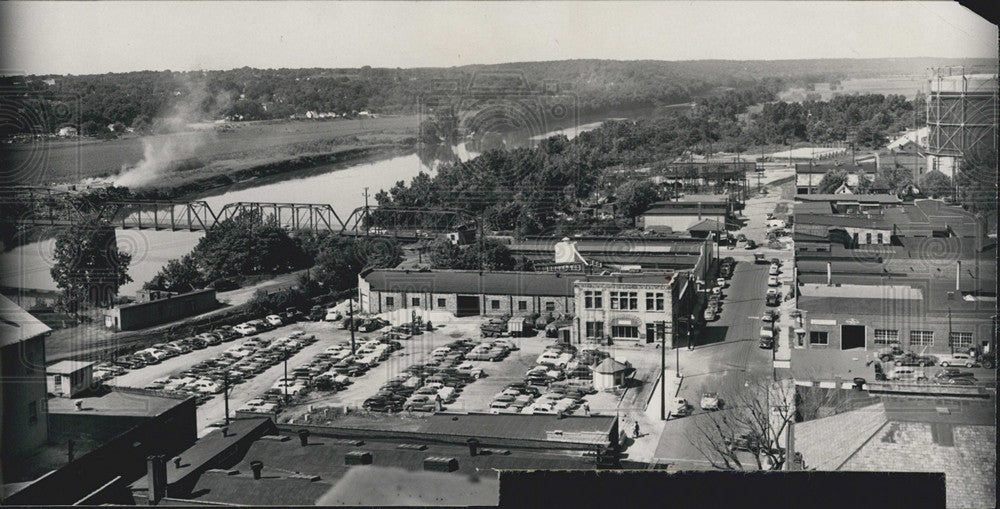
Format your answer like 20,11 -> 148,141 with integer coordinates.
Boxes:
671,398 -> 691,417
324,309 -> 342,321
767,275 -> 780,287
265,315 -> 283,327
769,264 -> 780,276
234,323 -> 258,336
937,353 -> 977,368
700,392 -> 721,411
193,379 -> 223,394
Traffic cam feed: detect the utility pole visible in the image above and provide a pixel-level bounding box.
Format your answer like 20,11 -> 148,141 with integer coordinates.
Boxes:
223,371 -> 230,426
283,347 -> 289,404
659,321 -> 666,420
948,307 -> 954,355
349,299 -> 356,355
363,187 -> 370,235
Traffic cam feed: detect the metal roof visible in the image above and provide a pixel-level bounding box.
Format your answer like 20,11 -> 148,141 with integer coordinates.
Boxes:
0,295 -> 52,348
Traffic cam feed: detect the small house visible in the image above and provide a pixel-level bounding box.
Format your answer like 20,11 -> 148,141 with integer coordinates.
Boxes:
46,361 -> 94,398
592,358 -> 629,391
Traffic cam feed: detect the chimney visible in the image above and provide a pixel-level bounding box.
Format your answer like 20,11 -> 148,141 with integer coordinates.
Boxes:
75,400 -> 83,411
467,438 -> 480,457
250,460 -> 263,480
298,429 -> 310,447
221,427 -> 229,438
173,457 -> 182,469
146,455 -> 167,505
826,262 -> 832,286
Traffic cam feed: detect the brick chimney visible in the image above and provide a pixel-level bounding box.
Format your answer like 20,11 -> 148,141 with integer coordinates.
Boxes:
146,455 -> 167,505
250,460 -> 263,480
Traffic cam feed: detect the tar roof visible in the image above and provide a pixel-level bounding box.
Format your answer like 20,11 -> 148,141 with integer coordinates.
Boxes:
419,413 -> 616,442
797,283 -> 922,300
673,194 -> 730,204
795,162 -> 876,174
686,218 -> 726,232
642,204 -> 728,216
46,360 -> 95,374
0,294 -> 52,348
364,269 -> 583,296
114,289 -> 215,311
794,213 -> 891,229
47,389 -> 186,417
794,194 -> 901,204
594,358 -> 628,374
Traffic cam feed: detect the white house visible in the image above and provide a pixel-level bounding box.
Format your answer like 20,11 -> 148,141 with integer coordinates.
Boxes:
57,126 -> 77,137
46,360 -> 94,398
592,358 -> 630,390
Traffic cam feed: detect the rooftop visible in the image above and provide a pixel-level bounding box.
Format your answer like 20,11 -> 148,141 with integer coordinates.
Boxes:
594,358 -> 628,374
686,218 -> 726,232
795,161 -> 877,174
114,288 -> 215,311
364,269 -> 681,297
794,213 -> 891,229
795,396 -> 996,509
418,412 -> 616,444
0,294 -> 52,348
45,360 -> 95,374
673,194 -> 730,204
798,283 -> 922,300
47,388 -> 187,417
795,194 -> 901,204
642,204 -> 729,216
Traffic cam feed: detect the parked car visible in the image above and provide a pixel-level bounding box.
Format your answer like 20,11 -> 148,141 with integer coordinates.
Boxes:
887,367 -> 927,381
768,264 -> 780,276
937,353 -> 977,368
767,275 -> 780,287
877,345 -> 905,362
745,240 -> 757,250
895,353 -> 936,367
265,315 -> 283,327
704,307 -> 717,321
935,377 -> 977,385
759,336 -> 774,349
671,398 -> 691,417
234,323 -> 258,336
324,308 -> 342,321
700,392 -> 721,411
934,368 -> 975,380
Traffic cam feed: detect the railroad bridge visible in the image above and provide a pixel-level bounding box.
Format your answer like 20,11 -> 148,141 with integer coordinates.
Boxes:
0,187 -> 473,240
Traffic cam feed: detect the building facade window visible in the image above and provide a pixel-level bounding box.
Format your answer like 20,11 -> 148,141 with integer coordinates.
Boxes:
491,300 -> 501,310
545,301 -> 556,312
874,329 -> 899,345
810,331 -> 829,345
584,291 -> 603,309
950,332 -> 973,350
611,325 -> 639,339
866,233 -> 872,244
54,374 -> 62,391
646,292 -> 665,311
909,330 -> 934,347
585,321 -> 604,338
411,297 -> 420,306
518,300 -> 528,311
385,296 -> 394,307
28,400 -> 38,425
610,291 -> 638,310
877,233 -> 883,244
437,298 -> 446,307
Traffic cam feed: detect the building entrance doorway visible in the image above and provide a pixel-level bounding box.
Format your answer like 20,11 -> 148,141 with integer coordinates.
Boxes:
456,295 -> 480,317
842,325 -> 866,350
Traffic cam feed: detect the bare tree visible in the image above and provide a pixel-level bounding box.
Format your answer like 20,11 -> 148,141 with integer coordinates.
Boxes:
685,376 -> 796,470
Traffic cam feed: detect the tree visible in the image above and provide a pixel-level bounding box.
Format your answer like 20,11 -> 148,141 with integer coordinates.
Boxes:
143,254 -> 203,293
868,164 -> 913,195
686,376 -> 796,471
50,219 -> 132,311
816,170 -> 848,194
955,146 -> 998,213
429,239 -> 463,269
918,170 -> 952,199
615,179 -> 660,219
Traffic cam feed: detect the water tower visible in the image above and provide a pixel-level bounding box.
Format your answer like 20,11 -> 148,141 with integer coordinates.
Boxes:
925,69 -> 998,178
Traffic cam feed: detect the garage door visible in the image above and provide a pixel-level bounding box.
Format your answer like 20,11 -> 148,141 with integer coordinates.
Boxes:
842,325 -> 865,350
456,295 -> 480,317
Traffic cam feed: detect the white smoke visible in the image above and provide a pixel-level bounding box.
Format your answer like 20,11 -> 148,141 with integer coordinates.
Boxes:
113,76 -> 232,188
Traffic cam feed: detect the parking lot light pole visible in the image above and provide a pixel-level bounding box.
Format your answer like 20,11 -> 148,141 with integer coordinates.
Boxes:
224,372 -> 230,426
349,299 -> 356,356
283,347 -> 289,403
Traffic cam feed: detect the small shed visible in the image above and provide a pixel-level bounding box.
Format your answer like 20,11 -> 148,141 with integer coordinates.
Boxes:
592,358 -> 629,391
46,360 -> 94,398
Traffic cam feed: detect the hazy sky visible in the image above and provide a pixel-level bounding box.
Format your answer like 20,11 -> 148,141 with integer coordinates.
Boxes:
1,1 -> 996,75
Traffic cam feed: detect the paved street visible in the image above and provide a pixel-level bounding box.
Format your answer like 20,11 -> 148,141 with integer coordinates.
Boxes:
651,246 -> 782,467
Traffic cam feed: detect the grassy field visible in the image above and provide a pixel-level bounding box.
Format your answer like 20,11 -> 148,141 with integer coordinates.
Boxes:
1,115 -> 422,187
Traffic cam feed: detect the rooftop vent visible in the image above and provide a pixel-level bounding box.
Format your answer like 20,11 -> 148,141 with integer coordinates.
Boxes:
423,456 -> 459,472
397,443 -> 428,451
249,460 -> 263,480
345,451 -> 372,465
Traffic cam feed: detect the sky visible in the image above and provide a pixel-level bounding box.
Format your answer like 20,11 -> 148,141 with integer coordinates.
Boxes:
1,1 -> 996,75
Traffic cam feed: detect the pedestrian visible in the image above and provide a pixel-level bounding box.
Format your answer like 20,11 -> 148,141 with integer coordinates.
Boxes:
633,421 -> 640,438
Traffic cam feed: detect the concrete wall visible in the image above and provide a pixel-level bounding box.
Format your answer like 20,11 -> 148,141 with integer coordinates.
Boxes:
1,334 -> 49,462
106,290 -> 218,331
47,364 -> 93,398
362,287 -> 572,318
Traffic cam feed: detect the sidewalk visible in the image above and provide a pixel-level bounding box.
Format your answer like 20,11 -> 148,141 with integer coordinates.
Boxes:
774,293 -> 797,369
616,369 -> 680,463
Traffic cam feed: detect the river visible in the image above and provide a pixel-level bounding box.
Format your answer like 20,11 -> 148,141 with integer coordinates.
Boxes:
1,120 -> 604,297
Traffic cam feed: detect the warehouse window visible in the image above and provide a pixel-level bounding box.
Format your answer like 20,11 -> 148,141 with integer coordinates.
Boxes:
518,300 -> 528,311
646,292 -> 665,311
385,297 -> 394,307
437,298 -> 446,307
909,330 -> 934,347
585,321 -> 604,338
545,301 -> 556,312
584,291 -> 603,309
611,325 -> 639,339
949,332 -> 973,350
411,297 -> 420,306
54,374 -> 62,391
810,331 -> 828,345
877,233 -> 884,244
491,300 -> 501,310
611,291 -> 638,310
874,329 -> 899,345
866,233 -> 872,244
